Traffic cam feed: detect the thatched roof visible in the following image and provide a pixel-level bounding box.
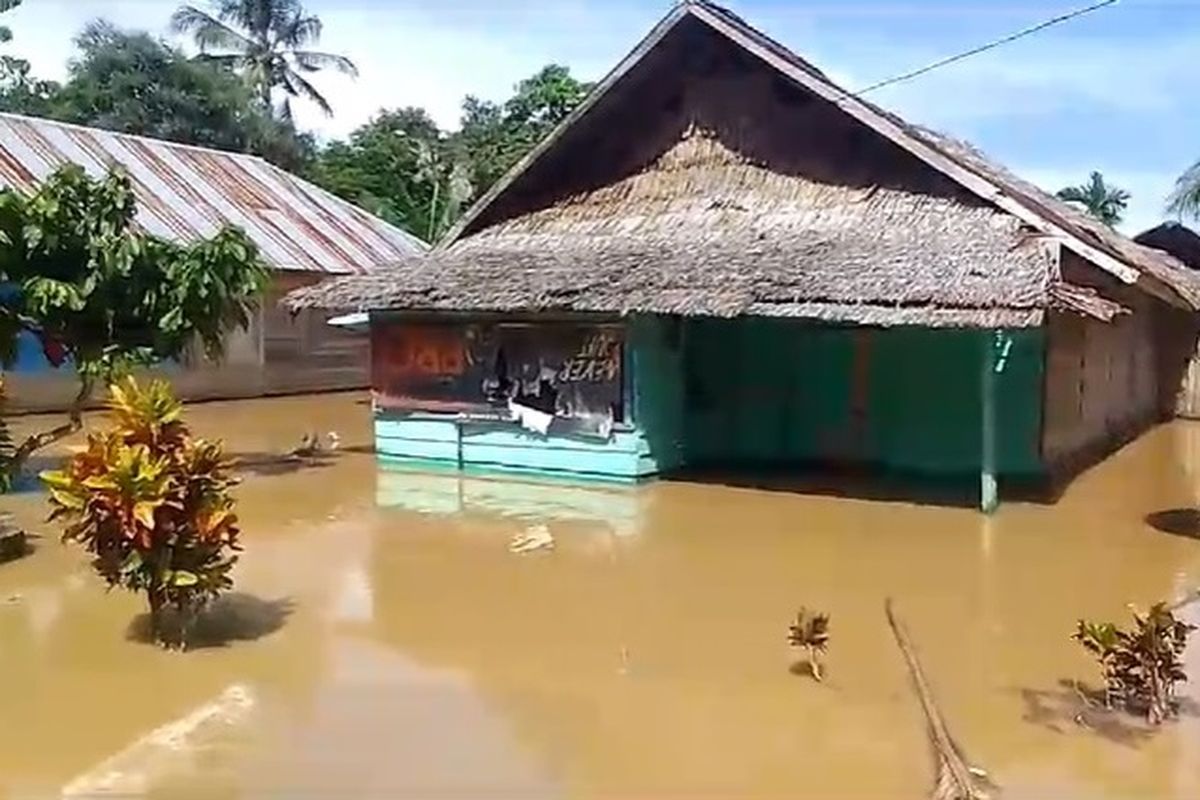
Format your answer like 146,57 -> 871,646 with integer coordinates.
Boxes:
1135,222 -> 1200,271
287,1 -> 1200,327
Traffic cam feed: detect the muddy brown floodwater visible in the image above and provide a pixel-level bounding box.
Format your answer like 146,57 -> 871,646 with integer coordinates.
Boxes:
2,392 -> 1200,798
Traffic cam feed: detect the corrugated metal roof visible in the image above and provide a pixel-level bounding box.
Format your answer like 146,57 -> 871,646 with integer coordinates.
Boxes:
0,112 -> 427,274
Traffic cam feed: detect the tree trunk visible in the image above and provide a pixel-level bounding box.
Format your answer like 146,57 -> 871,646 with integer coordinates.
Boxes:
11,376 -> 93,468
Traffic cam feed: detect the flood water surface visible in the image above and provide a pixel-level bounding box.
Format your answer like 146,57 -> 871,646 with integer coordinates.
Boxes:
3,392 -> 1200,798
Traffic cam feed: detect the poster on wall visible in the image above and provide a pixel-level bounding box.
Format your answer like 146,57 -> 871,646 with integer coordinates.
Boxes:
372,321 -> 625,435
370,322 -> 497,412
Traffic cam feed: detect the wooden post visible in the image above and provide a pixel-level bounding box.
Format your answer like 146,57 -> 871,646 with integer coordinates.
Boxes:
981,330 -> 999,514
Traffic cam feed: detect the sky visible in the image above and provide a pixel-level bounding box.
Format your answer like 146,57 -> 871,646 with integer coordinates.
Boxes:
3,0 -> 1197,234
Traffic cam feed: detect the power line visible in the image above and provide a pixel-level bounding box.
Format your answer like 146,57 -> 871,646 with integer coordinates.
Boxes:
855,0 -> 1121,96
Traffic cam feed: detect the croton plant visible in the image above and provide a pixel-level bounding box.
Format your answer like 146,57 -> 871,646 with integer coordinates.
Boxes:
41,377 -> 241,647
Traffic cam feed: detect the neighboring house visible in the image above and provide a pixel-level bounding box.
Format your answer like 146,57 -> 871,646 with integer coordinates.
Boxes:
288,0 -> 1200,510
0,112 -> 425,411
1135,222 -> 1200,419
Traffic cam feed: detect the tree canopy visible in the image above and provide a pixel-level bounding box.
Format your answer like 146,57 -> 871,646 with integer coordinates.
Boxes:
171,0 -> 357,118
0,4 -> 594,244
0,165 -> 269,465
309,64 -> 592,243
0,22 -> 315,171
1055,172 -> 1130,227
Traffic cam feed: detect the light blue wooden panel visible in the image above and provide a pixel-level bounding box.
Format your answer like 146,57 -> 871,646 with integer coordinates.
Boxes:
375,417 -> 461,443
461,442 -> 640,477
376,436 -> 459,462
461,424 -> 646,454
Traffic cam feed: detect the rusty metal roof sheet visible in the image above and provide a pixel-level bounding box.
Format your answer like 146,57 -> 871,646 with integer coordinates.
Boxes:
0,112 -> 426,274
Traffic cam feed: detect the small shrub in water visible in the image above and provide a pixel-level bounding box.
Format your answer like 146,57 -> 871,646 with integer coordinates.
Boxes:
1073,603 -> 1195,725
41,378 -> 242,647
788,607 -> 830,682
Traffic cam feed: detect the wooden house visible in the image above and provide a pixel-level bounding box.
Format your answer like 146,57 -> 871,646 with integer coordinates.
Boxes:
0,113 -> 424,411
1136,222 -> 1200,419
288,1 -> 1200,509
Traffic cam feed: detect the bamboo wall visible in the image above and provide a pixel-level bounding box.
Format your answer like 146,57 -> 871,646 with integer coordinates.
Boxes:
1041,309 -> 1162,468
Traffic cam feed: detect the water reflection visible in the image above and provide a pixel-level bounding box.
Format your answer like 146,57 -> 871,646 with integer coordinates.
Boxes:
375,465 -> 650,539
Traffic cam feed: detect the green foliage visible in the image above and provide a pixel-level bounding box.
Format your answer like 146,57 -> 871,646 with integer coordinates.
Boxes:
0,0 -> 58,118
310,64 -> 591,243
0,163 -> 269,382
788,607 -> 830,682
453,65 -> 592,204
43,21 -> 313,171
171,0 -> 357,119
1055,171 -> 1130,227
0,0 -> 19,43
1073,603 -> 1196,724
41,378 -> 242,646
307,107 -> 464,241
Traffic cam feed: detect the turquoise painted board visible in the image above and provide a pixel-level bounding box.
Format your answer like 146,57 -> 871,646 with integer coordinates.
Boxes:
629,315 -> 686,473
374,412 -> 646,481
682,321 -> 1044,477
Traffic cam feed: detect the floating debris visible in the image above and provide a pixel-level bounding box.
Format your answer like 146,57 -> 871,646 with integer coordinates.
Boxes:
508,525 -> 555,554
885,599 -> 993,800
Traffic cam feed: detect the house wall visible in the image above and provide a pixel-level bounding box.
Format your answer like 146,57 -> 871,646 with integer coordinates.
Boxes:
682,319 -> 1044,477
371,314 -> 1046,483
372,315 -> 682,482
1041,310 -> 1164,468
262,272 -> 369,395
4,271 -> 368,413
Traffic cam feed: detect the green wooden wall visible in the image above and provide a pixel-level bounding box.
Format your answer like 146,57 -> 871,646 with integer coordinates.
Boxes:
678,319 -> 1044,477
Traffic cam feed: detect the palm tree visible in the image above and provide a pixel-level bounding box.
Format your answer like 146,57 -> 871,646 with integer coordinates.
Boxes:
1168,162 -> 1200,220
170,0 -> 357,118
1055,171 -> 1130,227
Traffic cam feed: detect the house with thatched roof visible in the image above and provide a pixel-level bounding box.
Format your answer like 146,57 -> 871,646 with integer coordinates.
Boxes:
287,0 -> 1200,509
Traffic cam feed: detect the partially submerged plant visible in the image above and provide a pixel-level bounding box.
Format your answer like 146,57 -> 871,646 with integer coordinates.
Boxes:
41,378 -> 242,648
788,607 -> 830,682
1073,603 -> 1196,725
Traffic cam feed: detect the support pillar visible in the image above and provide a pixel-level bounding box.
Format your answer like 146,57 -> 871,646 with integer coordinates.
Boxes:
980,330 -> 999,514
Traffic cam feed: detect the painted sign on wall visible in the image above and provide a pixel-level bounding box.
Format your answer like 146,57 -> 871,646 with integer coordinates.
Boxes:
371,320 -> 624,423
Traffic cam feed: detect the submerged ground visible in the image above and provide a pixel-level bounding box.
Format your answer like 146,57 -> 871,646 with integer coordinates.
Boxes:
1,392 -> 1199,799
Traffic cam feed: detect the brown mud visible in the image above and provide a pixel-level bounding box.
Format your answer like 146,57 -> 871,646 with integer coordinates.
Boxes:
2,392 -> 1200,798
